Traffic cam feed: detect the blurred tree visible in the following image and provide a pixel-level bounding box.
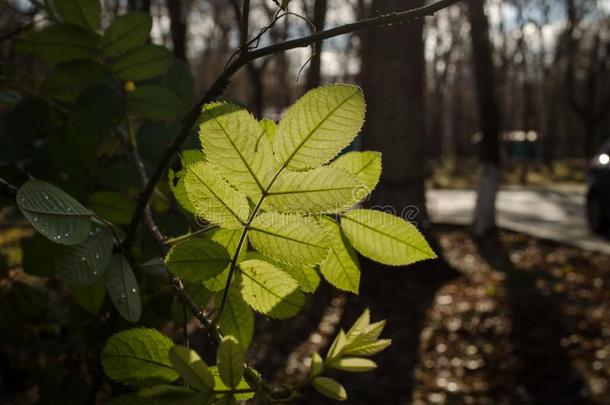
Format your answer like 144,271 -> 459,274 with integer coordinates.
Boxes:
305,0 -> 328,89
166,0 -> 189,60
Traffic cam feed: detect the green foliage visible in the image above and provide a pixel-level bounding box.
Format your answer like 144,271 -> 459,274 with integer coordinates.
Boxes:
217,288 -> 254,352
112,45 -> 173,81
165,238 -> 230,282
169,345 -> 215,393
18,24 -> 99,63
100,12 -> 152,58
217,337 -> 245,389
101,328 -> 178,385
312,377 -> 347,401
126,85 -> 183,121
106,254 -> 142,322
53,0 -> 102,29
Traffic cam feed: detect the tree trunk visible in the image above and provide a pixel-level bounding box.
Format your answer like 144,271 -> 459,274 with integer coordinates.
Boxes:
468,0 -> 501,236
305,0 -> 327,89
166,0 -> 188,60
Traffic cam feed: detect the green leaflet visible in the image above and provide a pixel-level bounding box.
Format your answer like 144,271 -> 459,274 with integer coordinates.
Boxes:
112,44 -> 173,81
17,24 -> 98,63
209,367 -> 254,400
341,209 -> 436,266
106,254 -> 142,322
330,357 -> 377,373
54,225 -> 114,285
265,166 -> 367,214
68,84 -> 126,140
318,217 -> 360,294
312,377 -> 347,401
202,228 -> 248,291
260,118 -> 276,142
184,162 -> 250,229
17,179 -> 92,246
168,345 -> 215,393
239,259 -> 305,319
168,149 -> 206,213
126,85 -> 182,121
89,191 -> 135,225
41,60 -> 112,103
330,151 -> 382,194
217,337 -> 244,389
54,0 -> 101,29
165,238 -> 230,282
248,212 -> 328,266
72,277 -> 106,314
273,84 -> 365,170
247,251 -> 319,294
101,12 -> 152,58
101,328 -> 178,386
198,102 -> 278,199
218,287 -> 254,352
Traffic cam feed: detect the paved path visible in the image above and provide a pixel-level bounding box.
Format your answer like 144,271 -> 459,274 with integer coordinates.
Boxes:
426,187 -> 610,255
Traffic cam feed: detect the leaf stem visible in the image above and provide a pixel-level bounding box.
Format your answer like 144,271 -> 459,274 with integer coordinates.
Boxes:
163,225 -> 219,245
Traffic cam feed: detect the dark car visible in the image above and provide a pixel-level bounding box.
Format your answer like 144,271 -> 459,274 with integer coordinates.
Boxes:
587,138 -> 610,233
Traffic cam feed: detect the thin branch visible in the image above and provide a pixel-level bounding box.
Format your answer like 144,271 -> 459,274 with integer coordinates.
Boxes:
241,0 -> 250,47
0,177 -> 18,201
122,0 -> 460,252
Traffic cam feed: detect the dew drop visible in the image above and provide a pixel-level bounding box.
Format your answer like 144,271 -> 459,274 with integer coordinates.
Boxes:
64,233 -> 69,237
33,217 -> 38,222
81,257 -> 86,262
131,288 -> 136,293
44,194 -> 49,200
56,235 -> 61,240
95,254 -> 100,259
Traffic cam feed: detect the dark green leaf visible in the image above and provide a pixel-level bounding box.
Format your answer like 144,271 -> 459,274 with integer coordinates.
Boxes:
17,179 -> 92,245
54,225 -> 114,285
217,337 -> 244,389
127,85 -> 182,121
41,60 -> 112,103
168,345 -> 215,393
53,0 -> 102,29
218,287 -> 254,353
101,12 -> 152,58
89,191 -> 135,225
68,84 -> 126,139
106,254 -> 141,322
165,239 -> 230,282
72,277 -> 106,313
112,44 -> 173,81
17,24 -> 98,63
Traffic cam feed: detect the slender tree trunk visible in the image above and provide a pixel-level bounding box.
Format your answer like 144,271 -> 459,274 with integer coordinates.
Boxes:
305,0 -> 327,89
166,0 -> 188,60
468,0 -> 501,236
128,0 -> 151,13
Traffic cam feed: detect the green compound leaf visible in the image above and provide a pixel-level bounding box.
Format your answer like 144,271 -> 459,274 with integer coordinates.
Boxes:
248,212 -> 328,266
330,357 -> 377,373
89,191 -> 135,225
168,149 -> 206,213
217,336 -> 245,389
265,166 -> 366,214
330,151 -> 382,195
17,24 -> 98,63
54,225 -> 114,285
312,377 -> 347,401
101,12 -> 152,58
169,345 -> 215,393
218,287 -> 254,353
239,259 -> 305,319
198,102 -> 278,200
165,238 -> 230,282
41,60 -> 112,103
101,328 -> 178,386
112,44 -> 173,81
273,84 -> 365,170
106,254 -> 142,322
126,85 -> 182,121
318,217 -> 360,294
341,209 -> 436,266
54,0 -> 102,29
203,229 -> 248,291
17,179 -> 92,246
184,162 -> 250,229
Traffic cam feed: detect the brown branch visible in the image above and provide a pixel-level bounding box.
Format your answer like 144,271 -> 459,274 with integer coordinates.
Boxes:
122,0 -> 461,252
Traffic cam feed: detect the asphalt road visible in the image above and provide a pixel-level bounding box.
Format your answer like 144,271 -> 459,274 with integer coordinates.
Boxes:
426,186 -> 610,255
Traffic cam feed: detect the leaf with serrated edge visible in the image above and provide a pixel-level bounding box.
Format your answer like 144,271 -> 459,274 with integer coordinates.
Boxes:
341,209 -> 436,266
273,84 -> 365,170
54,0 -> 101,29
106,254 -> 141,322
247,251 -> 319,293
265,166 -> 366,214
165,238 -> 230,282
218,287 -> 254,352
319,217 -> 360,293
312,377 -> 347,401
330,151 -> 382,195
169,345 -> 215,392
217,337 -> 245,389
203,229 -> 248,291
239,259 -> 305,319
168,149 -> 205,213
184,162 -> 249,229
330,357 -> 377,373
199,102 -> 278,200
55,225 -> 114,285
248,212 -> 328,266
101,328 -> 178,385
100,12 -> 152,58
112,44 -> 173,81
17,179 -> 92,246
